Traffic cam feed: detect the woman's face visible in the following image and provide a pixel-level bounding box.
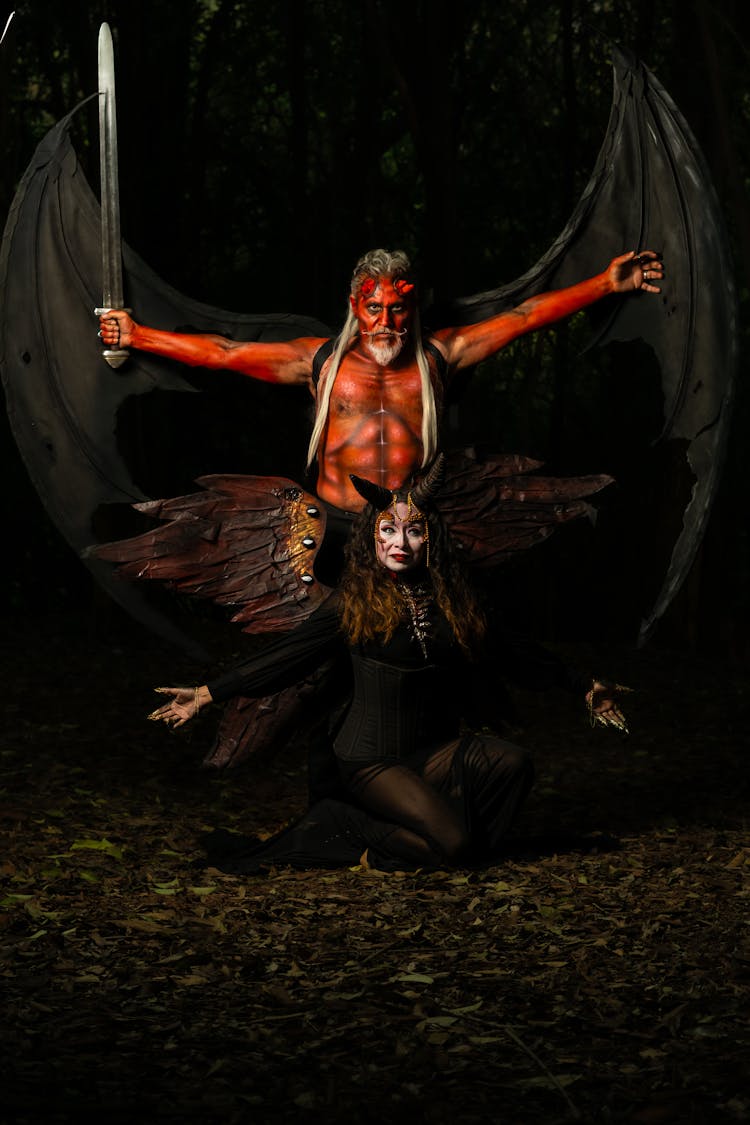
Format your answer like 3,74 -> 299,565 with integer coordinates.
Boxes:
375,501 -> 427,573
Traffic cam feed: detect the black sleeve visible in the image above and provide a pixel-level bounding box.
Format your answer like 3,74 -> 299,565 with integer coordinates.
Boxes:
462,596 -> 591,699
486,628 -> 591,696
206,598 -> 343,703
459,629 -> 591,733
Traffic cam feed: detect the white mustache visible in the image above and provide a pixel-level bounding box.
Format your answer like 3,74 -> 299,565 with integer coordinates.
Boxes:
363,328 -> 408,338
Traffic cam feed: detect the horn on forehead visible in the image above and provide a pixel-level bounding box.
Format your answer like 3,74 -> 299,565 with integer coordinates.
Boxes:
349,474 -> 394,512
410,454 -> 445,508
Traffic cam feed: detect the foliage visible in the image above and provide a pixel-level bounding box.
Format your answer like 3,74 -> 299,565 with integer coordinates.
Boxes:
2,612 -> 749,1122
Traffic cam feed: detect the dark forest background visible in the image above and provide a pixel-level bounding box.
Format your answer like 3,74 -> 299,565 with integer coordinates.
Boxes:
0,0 -> 747,661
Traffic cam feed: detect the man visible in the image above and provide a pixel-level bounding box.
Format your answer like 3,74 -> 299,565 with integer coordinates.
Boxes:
99,246 -> 663,514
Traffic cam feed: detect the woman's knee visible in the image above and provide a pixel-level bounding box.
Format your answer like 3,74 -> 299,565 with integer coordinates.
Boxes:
502,744 -> 535,784
464,736 -> 534,783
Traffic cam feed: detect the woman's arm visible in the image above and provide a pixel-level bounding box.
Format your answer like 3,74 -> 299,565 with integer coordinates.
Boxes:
147,598 -> 342,729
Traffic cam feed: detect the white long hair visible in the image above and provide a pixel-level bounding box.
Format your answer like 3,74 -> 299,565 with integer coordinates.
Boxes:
306,249 -> 438,470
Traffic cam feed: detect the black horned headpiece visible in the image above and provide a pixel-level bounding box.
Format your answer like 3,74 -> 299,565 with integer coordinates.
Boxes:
349,454 -> 445,514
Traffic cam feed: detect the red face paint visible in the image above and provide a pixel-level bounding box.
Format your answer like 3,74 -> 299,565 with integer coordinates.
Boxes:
351,278 -> 414,366
394,278 -> 415,296
353,278 -> 412,334
360,278 -> 376,297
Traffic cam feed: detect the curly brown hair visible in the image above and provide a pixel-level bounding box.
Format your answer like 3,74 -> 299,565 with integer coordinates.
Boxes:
339,506 -> 486,656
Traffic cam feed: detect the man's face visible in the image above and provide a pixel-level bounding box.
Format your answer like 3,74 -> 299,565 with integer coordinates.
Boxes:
351,278 -> 413,366
375,501 -> 427,573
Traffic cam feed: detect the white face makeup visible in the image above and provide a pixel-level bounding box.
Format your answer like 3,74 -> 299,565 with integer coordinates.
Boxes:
375,501 -> 427,573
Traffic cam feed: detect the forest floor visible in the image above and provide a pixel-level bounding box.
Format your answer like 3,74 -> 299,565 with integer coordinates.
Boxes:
2,609 -> 749,1125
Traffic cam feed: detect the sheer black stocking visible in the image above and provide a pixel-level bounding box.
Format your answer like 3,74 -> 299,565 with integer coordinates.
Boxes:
346,734 -> 534,869
348,756 -> 468,867
453,735 -> 535,856
203,735 -> 534,874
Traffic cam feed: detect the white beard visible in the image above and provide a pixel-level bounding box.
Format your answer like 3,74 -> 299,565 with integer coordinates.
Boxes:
363,332 -> 405,367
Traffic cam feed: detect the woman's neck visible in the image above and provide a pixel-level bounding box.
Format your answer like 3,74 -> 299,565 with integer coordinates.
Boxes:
388,567 -> 430,587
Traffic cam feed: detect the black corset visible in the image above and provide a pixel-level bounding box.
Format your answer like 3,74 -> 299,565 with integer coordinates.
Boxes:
334,653 -> 461,762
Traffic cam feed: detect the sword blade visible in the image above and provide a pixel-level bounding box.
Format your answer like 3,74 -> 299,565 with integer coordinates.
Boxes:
96,22 -> 129,368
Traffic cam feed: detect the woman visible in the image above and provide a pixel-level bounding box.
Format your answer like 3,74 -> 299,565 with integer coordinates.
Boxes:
149,464 -> 627,872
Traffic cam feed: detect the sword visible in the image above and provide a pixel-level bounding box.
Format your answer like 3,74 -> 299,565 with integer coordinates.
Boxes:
94,22 -> 129,370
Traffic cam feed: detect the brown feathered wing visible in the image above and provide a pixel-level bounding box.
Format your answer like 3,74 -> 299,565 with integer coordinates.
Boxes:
88,474 -> 331,634
437,452 -> 613,566
88,474 -> 334,772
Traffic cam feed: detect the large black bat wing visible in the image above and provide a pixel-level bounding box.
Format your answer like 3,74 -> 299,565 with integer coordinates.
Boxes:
430,49 -> 737,644
0,110 -> 330,654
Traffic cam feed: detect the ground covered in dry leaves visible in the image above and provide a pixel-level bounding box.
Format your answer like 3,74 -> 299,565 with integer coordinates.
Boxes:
2,610 -> 748,1124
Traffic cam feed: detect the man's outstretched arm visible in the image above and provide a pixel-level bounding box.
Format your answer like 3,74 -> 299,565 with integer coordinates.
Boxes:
433,251 -> 664,372
98,309 -> 323,386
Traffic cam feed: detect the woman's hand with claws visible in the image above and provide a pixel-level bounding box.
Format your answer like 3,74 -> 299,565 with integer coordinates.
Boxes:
147,685 -> 212,729
586,679 -> 632,734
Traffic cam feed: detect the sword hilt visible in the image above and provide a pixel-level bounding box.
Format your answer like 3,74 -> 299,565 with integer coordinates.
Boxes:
95,307 -> 131,370
102,348 -> 130,370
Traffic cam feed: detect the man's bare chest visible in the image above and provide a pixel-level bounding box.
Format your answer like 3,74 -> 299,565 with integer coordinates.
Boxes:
328,365 -> 424,420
